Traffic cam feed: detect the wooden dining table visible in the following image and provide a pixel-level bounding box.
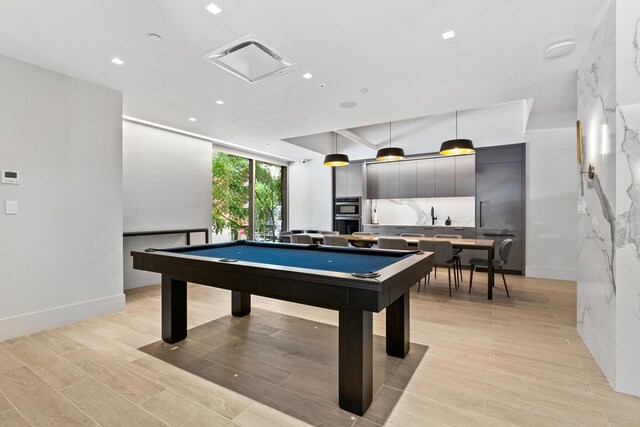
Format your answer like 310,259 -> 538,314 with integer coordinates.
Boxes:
306,233 -> 497,300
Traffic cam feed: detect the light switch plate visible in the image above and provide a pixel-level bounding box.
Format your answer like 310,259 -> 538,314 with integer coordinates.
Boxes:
5,200 -> 17,215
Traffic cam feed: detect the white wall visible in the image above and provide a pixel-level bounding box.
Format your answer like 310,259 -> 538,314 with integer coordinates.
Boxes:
288,159 -> 333,231
525,128 -> 578,280
122,121 -> 212,289
0,54 -> 124,340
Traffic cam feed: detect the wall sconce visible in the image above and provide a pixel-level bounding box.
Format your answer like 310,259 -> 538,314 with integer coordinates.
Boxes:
581,163 -> 596,179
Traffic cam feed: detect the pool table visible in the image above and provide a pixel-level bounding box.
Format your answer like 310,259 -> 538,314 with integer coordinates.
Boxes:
132,240 -> 433,415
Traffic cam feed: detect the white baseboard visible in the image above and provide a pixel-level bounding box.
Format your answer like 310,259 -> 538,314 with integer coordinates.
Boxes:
525,266 -> 577,281
0,294 -> 125,341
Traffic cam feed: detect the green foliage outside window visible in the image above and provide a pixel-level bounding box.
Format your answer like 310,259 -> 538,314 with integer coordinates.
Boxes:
212,153 -> 249,238
212,153 -> 283,241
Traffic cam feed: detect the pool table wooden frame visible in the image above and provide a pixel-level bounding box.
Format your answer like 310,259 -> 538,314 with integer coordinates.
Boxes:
132,241 -> 433,415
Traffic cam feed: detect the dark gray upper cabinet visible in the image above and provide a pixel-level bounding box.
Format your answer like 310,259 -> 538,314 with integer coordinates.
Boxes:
416,159 -> 436,198
435,156 -> 455,197
397,161 -> 417,198
366,163 -> 383,199
455,155 -> 475,197
382,162 -> 399,199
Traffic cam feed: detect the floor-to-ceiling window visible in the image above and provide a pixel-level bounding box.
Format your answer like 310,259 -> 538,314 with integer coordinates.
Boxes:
254,161 -> 285,242
212,152 -> 286,242
211,152 -> 250,241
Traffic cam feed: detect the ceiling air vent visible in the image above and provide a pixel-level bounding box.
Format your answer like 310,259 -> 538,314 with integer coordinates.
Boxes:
203,34 -> 298,84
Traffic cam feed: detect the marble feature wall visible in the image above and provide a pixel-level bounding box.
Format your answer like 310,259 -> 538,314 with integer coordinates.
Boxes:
577,2 -> 617,384
370,197 -> 475,226
578,0 -> 640,396
613,0 -> 640,396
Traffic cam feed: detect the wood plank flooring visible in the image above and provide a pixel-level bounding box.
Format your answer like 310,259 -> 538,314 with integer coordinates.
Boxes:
1,272 -> 639,426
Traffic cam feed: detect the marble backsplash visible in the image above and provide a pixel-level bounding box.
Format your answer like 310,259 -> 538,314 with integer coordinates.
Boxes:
366,197 -> 475,227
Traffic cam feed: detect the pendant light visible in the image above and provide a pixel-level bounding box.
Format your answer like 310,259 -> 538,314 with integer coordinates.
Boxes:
376,121 -> 405,161
439,110 -> 475,156
324,132 -> 350,166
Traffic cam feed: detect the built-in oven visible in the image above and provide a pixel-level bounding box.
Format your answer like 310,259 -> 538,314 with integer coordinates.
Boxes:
334,197 -> 361,217
335,216 -> 361,235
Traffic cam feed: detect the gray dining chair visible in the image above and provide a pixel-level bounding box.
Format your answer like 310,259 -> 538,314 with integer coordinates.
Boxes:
323,235 -> 349,247
418,240 -> 458,297
351,231 -> 374,248
279,231 -> 292,243
401,233 -> 425,237
417,240 -> 434,290
377,237 -> 409,250
321,230 -> 339,235
290,234 -> 314,244
434,234 -> 463,283
469,239 -> 512,297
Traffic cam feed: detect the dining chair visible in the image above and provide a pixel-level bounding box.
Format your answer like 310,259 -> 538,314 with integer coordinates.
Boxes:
417,239 -> 434,291
377,237 -> 409,250
321,230 -> 339,235
279,231 -> 292,243
400,233 -> 425,237
417,240 -> 458,296
469,239 -> 512,297
434,234 -> 464,283
351,231 -> 374,248
290,234 -> 314,244
323,235 -> 349,247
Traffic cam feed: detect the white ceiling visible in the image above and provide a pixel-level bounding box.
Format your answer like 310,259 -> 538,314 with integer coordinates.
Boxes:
0,0 -> 608,161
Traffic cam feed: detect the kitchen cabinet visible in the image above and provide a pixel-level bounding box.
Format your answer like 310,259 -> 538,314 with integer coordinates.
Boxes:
416,159 -> 436,198
366,155 -> 475,200
397,161 -> 417,198
382,162 -> 399,199
455,155 -> 475,197
414,226 -> 440,237
365,163 -> 383,199
335,163 -> 364,197
362,224 -> 387,235
386,226 -> 415,236
475,144 -> 525,274
435,156 -> 456,197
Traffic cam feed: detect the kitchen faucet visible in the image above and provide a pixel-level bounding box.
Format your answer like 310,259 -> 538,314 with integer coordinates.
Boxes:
431,206 -> 437,225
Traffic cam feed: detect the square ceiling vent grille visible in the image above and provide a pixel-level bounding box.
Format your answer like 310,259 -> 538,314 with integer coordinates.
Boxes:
203,34 -> 298,84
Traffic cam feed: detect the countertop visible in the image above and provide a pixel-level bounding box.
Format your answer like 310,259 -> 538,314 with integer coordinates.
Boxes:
364,223 -> 475,228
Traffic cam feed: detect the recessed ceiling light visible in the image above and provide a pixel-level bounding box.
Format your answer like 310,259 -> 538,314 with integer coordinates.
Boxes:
216,100 -> 225,105
206,3 -> 222,15
339,101 -> 358,109
147,33 -> 162,42
302,73 -> 313,79
360,88 -> 369,93
188,117 -> 197,122
111,57 -> 124,65
442,30 -> 455,40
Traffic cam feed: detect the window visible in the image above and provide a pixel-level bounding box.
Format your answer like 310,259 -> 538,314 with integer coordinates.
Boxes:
212,152 -> 287,242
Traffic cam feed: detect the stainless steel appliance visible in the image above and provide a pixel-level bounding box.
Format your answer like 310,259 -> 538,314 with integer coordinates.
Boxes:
334,197 -> 362,233
334,197 -> 361,216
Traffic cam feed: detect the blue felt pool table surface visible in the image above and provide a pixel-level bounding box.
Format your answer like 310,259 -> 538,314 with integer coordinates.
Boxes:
163,241 -> 414,274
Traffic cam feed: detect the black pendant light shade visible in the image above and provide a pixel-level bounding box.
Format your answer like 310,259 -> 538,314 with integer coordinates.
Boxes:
376,122 -> 405,161
375,146 -> 405,161
324,132 -> 350,166
439,138 -> 475,156
439,111 -> 475,156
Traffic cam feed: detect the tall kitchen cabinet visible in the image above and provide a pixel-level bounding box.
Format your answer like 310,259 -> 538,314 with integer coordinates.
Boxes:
335,163 -> 364,197
475,144 -> 525,274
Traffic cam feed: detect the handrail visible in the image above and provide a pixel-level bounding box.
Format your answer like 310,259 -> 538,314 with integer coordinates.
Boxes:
123,228 -> 210,245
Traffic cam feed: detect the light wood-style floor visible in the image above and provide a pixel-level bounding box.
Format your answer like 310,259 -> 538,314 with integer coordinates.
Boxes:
1,272 -> 639,426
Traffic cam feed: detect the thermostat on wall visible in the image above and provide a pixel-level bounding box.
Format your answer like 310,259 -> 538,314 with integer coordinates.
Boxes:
2,170 -> 20,184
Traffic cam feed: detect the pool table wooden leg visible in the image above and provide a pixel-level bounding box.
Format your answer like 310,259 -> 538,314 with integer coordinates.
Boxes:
162,275 -> 187,344
386,291 -> 410,358
338,308 -> 372,416
231,291 -> 251,317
